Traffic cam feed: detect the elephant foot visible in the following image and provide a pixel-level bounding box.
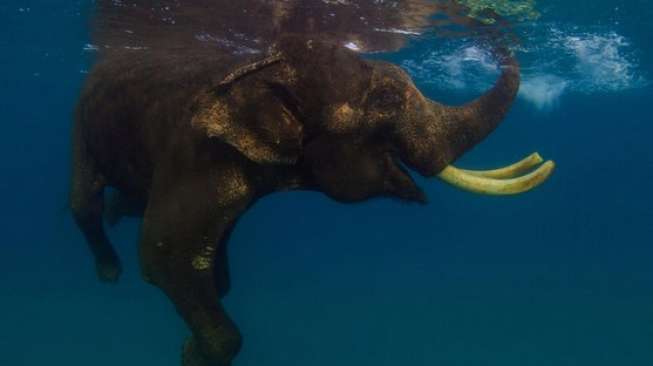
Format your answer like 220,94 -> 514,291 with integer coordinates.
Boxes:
182,338 -> 232,366
95,256 -> 122,283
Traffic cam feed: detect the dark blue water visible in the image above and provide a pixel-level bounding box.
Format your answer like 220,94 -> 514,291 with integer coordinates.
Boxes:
1,1 -> 652,365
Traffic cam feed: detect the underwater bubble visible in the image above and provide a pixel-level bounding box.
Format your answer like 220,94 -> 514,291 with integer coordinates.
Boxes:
559,30 -> 646,92
519,25 -> 648,94
344,41 -> 362,51
399,23 -> 647,110
401,43 -> 499,91
519,74 -> 568,110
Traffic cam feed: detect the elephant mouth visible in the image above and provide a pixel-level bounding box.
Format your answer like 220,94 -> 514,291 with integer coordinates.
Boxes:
435,152 -> 555,195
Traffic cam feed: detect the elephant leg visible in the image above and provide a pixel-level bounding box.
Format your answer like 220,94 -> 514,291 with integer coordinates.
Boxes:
70,126 -> 121,282
140,170 -> 252,366
215,223 -> 235,299
104,189 -> 147,227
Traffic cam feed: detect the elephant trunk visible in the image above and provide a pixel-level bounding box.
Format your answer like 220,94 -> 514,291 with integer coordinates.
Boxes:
396,48 -> 520,177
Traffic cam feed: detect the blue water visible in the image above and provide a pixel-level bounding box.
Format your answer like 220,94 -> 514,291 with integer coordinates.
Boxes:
1,1 -> 652,365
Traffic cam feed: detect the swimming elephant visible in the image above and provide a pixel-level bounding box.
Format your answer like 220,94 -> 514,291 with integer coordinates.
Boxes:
71,1 -> 554,365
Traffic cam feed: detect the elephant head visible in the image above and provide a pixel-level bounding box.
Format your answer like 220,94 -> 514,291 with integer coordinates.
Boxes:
193,35 -> 554,203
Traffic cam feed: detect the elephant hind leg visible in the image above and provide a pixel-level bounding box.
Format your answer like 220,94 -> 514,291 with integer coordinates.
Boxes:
70,126 -> 121,282
104,189 -> 146,227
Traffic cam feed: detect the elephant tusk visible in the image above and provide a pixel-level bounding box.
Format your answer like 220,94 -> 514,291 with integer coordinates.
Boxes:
456,152 -> 544,179
437,159 -> 555,195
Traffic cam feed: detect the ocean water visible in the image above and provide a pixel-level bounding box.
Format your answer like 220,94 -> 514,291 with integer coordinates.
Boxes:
1,1 -> 652,365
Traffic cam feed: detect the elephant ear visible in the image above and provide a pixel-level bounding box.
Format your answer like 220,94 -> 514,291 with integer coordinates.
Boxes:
192,56 -> 303,165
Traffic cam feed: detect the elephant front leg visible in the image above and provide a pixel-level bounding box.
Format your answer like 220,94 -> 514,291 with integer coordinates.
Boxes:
140,172 -> 253,366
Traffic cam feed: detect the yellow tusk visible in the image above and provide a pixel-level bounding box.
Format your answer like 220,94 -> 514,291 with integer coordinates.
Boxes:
458,152 -> 544,179
438,160 -> 556,195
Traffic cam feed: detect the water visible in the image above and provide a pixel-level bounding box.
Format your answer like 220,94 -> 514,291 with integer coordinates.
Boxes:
1,1 -> 652,365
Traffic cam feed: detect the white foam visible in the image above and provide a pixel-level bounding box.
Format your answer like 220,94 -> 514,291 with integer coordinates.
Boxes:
344,41 -> 361,51
399,26 -> 647,110
519,74 -> 568,110
374,28 -> 422,35
401,44 -> 499,91
559,31 -> 644,92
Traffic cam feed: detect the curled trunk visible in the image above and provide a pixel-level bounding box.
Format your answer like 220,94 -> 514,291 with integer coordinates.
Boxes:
397,47 -> 521,177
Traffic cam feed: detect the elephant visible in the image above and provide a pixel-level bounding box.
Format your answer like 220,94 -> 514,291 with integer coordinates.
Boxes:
71,1 -> 554,365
